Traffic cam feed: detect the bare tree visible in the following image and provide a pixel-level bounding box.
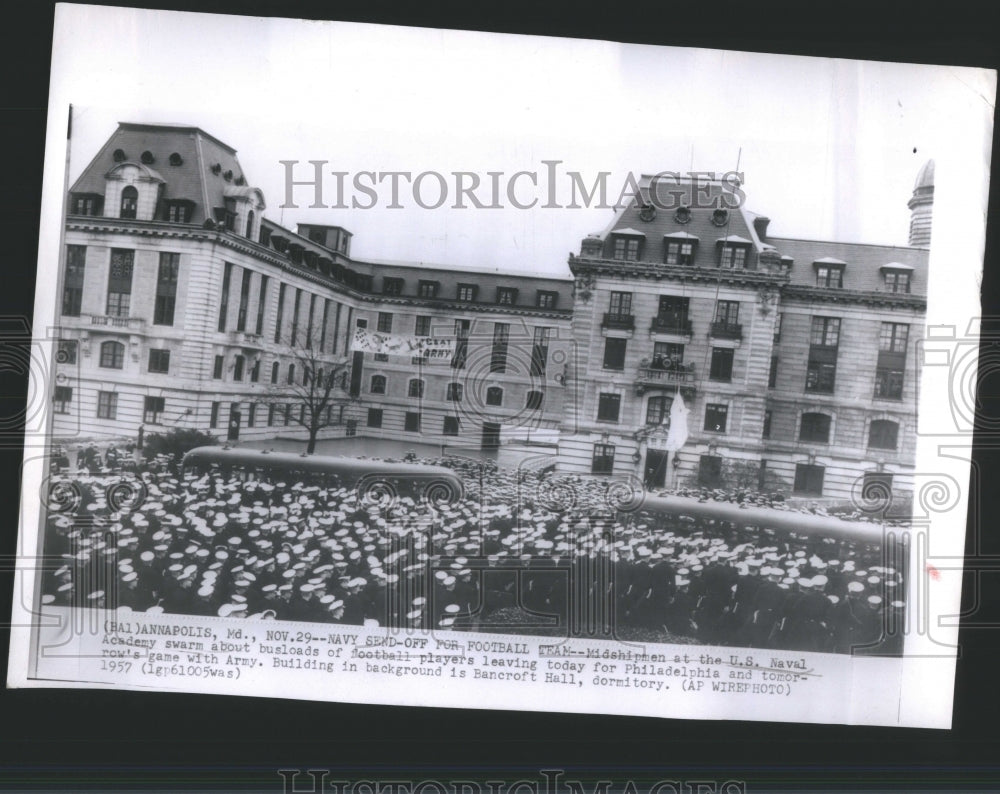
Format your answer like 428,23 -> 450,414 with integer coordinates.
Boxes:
256,321 -> 352,454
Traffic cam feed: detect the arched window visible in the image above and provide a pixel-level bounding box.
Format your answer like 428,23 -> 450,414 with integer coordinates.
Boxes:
408,378 -> 424,399
868,419 -> 899,450
99,341 -> 124,369
245,210 -> 255,239
370,374 -> 386,394
271,361 -> 279,384
799,412 -> 832,443
525,390 -> 544,410
287,363 -> 295,385
120,186 -> 138,219
485,386 -> 503,406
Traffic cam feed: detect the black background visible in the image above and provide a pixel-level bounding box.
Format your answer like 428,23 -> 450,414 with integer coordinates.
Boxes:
1,1 -> 998,789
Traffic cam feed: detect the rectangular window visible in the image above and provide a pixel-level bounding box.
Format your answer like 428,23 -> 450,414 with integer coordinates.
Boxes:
664,241 -> 695,265
53,386 -> 72,414
210,402 -> 220,429
709,348 -> 734,382
496,287 -> 518,305
62,245 -> 86,317
275,283 -> 286,343
218,262 -> 233,331
107,249 -> 134,317
213,355 -> 224,380
869,420 -> 899,450
799,413 -> 832,443
418,280 -> 439,298
404,412 -> 421,432
603,337 -> 627,371
452,319 -> 469,370
382,277 -> 404,296
874,366 -> 905,399
235,268 -> 252,332
99,342 -> 124,369
377,312 -> 393,333
151,252 -> 180,325
807,316 -> 841,394
57,339 -> 77,365
97,391 -> 118,420
456,284 -> 477,302
720,245 -> 747,269
597,393 -> 621,422
414,316 -> 432,336
525,390 -> 544,410
537,290 -> 558,308
768,355 -> 778,388
646,395 -> 670,425
267,404 -> 276,427
612,237 -> 641,261
319,298 -> 330,352
345,418 -> 358,436
879,322 -> 909,353
250,358 -> 260,383
715,300 -> 740,325
592,443 -> 616,475
283,404 -> 291,426
446,382 -> 463,401
290,289 -> 302,346
608,291 -> 632,316
773,312 -> 782,343
247,403 -> 256,428
307,293 -> 318,345
655,295 -> 690,332
652,342 -> 684,369
698,455 -> 723,487
816,266 -> 843,288
810,316 -> 841,347
531,327 -> 550,376
166,201 -> 190,223
794,464 -> 825,496
148,349 -> 170,373
143,396 -> 165,424
233,355 -> 245,382
367,408 -> 383,428
491,322 -> 509,373
763,410 -> 772,439
704,403 -> 728,433
443,416 -> 460,436
885,271 -> 911,293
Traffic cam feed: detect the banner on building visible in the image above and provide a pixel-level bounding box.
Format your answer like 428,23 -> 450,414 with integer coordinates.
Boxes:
350,327 -> 456,358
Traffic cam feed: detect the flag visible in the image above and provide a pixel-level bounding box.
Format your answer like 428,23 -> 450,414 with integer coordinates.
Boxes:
665,393 -> 689,451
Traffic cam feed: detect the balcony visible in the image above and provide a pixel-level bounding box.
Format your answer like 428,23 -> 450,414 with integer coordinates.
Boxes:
636,362 -> 697,400
709,321 -> 743,340
86,314 -> 145,331
649,315 -> 693,335
229,330 -> 264,347
601,313 -> 635,330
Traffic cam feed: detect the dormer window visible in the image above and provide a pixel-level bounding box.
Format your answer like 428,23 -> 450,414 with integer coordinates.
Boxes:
815,265 -> 843,288
536,290 -> 558,308
119,186 -> 138,219
663,232 -> 698,265
718,242 -> 748,269
496,287 -> 518,305
813,258 -> 847,288
71,193 -> 103,216
881,263 -> 913,294
382,277 -> 404,296
163,199 -> 193,223
456,283 -> 478,302
418,280 -> 439,298
611,230 -> 644,261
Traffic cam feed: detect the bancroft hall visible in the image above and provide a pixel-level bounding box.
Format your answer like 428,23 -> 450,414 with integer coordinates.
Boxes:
55,122 -> 930,502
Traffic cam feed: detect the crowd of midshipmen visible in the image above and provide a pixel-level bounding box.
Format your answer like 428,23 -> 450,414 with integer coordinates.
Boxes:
42,457 -> 906,655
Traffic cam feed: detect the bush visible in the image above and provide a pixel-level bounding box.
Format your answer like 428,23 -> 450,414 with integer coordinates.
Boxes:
142,428 -> 218,462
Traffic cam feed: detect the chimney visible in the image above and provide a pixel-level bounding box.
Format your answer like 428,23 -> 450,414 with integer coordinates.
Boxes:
753,216 -> 770,241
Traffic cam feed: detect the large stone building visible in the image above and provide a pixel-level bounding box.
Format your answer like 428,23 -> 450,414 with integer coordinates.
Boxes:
558,172 -> 928,501
53,122 -> 930,501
